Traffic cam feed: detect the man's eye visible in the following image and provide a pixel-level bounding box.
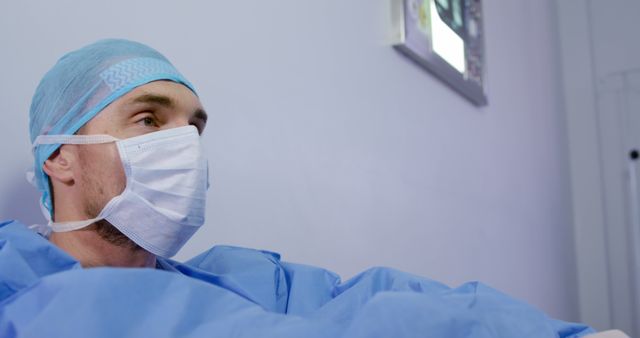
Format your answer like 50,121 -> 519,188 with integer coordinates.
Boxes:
139,116 -> 158,127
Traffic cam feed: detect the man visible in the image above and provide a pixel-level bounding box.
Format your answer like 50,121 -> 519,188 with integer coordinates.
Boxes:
0,39 -> 595,337
25,39 -> 208,270
40,80 -> 206,268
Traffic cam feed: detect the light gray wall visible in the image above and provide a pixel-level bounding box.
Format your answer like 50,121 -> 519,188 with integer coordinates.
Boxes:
593,1 -> 640,333
0,0 -> 580,321
559,0 -> 640,334
588,0 -> 640,78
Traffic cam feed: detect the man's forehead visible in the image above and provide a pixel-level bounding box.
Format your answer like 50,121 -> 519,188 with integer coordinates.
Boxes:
115,82 -> 207,120
120,81 -> 198,106
129,93 -> 175,107
82,81 -> 208,133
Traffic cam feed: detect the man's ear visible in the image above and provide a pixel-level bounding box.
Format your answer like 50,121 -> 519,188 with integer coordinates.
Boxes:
43,146 -> 75,185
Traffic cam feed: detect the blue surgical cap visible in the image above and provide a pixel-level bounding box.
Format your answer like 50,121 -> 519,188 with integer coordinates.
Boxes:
29,38 -> 197,218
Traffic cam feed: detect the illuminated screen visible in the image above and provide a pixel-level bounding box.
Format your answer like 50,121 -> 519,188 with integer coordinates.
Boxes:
430,0 -> 465,73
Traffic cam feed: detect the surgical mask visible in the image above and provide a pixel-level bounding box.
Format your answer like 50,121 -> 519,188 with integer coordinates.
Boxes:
30,125 -> 208,258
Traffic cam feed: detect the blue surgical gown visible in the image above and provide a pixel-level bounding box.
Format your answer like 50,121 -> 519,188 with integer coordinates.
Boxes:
0,220 -> 594,337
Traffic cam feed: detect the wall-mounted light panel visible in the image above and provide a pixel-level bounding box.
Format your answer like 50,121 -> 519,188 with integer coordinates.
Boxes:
393,0 -> 487,106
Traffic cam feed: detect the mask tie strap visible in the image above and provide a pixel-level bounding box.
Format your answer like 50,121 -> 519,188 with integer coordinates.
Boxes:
32,134 -> 119,148
29,133 -> 119,233
49,217 -> 102,232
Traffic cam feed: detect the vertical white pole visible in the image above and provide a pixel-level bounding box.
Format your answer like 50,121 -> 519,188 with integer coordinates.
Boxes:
622,70 -> 640,335
626,156 -> 640,336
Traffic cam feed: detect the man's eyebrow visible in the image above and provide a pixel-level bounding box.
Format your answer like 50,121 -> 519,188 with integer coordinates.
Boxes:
130,94 -> 175,108
129,92 -> 208,123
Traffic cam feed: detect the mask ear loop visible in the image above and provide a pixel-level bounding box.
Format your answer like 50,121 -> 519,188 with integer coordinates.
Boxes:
28,133 -> 121,234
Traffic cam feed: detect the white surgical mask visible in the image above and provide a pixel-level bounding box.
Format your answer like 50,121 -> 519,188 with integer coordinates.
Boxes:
30,125 -> 208,258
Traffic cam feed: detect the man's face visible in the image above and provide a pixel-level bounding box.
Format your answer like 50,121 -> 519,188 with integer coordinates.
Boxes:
70,80 -> 207,248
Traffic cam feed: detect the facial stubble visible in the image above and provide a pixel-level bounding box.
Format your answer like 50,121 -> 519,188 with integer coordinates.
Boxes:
78,146 -> 142,252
